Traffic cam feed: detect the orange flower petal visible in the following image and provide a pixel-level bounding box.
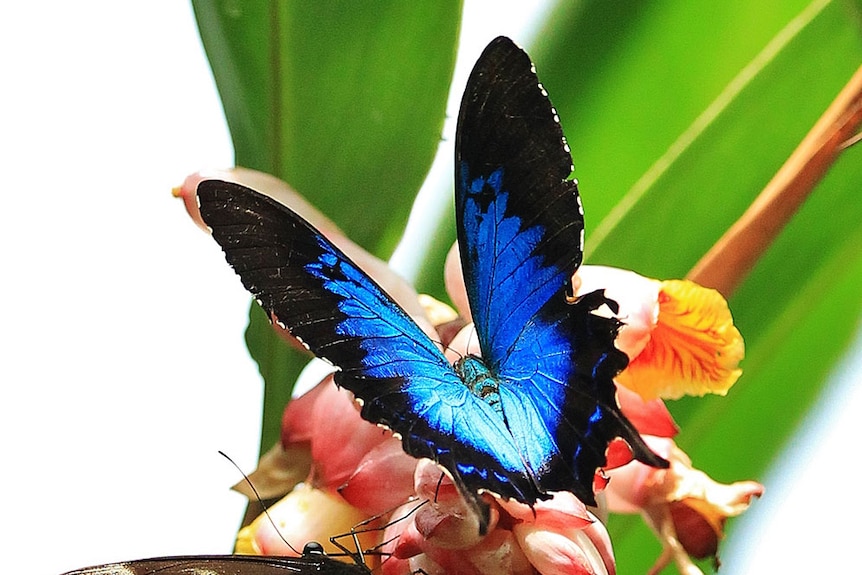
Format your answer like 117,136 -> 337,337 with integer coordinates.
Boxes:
616,280 -> 744,400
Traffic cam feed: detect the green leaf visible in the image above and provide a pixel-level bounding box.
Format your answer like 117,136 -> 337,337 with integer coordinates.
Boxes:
193,1 -> 462,453
193,1 -> 461,254
526,0 -> 862,572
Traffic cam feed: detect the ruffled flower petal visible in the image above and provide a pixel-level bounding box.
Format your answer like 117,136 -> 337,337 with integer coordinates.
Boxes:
498,492 -> 592,531
461,528 -> 535,575
615,279 -> 744,400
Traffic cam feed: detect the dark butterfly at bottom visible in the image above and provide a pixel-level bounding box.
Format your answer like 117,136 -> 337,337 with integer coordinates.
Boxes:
60,544 -> 369,575
197,36 -> 668,532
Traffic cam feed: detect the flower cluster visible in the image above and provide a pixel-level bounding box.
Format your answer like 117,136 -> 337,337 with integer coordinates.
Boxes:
177,169 -> 763,574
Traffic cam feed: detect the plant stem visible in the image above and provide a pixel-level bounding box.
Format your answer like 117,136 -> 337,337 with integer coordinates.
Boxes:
687,63 -> 862,297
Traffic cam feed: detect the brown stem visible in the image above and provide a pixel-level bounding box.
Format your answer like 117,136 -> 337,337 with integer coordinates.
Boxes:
687,63 -> 862,297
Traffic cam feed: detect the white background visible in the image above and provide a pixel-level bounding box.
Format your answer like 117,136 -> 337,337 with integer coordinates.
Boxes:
1,2 -> 857,574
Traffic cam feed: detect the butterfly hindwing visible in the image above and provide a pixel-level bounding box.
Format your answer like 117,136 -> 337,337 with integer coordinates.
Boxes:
455,36 -> 667,504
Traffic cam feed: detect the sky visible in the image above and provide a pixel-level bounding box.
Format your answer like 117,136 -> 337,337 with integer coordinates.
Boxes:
1,2 -> 858,574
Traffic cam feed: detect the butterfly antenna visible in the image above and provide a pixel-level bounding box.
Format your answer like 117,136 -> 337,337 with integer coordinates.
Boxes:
217,450 -> 302,556
433,472 -> 445,504
328,497 -> 429,565
369,500 -> 430,564
380,497 -> 427,533
439,339 -> 463,362
438,324 -> 475,361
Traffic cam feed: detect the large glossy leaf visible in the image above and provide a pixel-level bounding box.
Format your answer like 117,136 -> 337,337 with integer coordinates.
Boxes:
193,1 -> 461,254
524,0 -> 862,572
193,2 -> 462,452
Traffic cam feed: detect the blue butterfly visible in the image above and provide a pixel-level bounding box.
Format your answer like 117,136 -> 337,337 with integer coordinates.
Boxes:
197,36 -> 667,530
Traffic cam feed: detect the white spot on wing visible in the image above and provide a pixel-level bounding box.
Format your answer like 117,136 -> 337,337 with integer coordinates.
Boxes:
293,334 -> 312,352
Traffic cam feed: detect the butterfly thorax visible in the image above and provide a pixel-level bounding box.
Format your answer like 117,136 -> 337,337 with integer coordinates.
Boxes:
455,355 -> 502,413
